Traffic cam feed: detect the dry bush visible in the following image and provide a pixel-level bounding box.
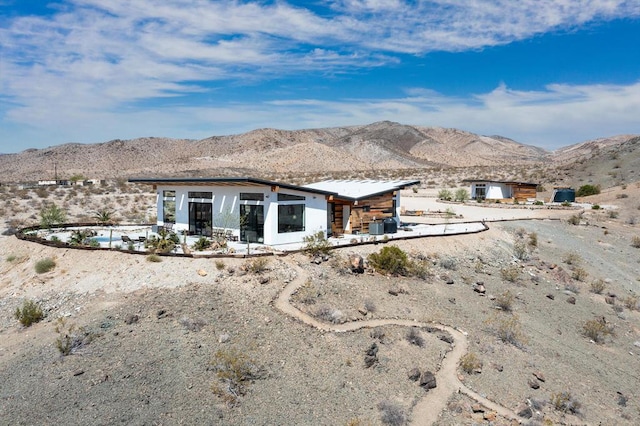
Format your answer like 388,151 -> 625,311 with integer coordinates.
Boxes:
589,279 -> 606,294
500,265 -> 520,283
406,327 -> 425,347
550,391 -> 582,415
146,254 -> 162,263
622,295 -> 638,311
14,299 -> 44,327
35,258 -> 56,274
631,236 -> 640,248
459,352 -> 483,374
564,281 -> 581,294
528,232 -> 538,248
582,317 -> 614,343
377,400 -> 407,426
244,257 -> 269,274
495,290 -> 515,311
562,251 -> 582,265
439,256 -> 457,271
211,349 -> 265,406
314,305 -> 344,324
179,316 -> 207,332
55,318 -> 99,356
513,240 -> 529,260
571,267 -> 589,282
294,280 -> 320,305
215,260 -> 225,270
485,313 -> 528,348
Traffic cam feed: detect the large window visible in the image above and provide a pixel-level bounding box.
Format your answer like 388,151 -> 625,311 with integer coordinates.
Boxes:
278,204 -> 305,233
475,184 -> 486,200
163,190 -> 176,223
240,192 -> 264,201
277,193 -> 305,201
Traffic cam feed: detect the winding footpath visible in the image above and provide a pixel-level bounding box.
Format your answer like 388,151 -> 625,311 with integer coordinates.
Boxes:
274,261 -> 524,425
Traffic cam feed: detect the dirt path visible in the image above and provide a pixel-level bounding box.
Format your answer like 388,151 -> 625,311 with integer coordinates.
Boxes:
274,261 -> 524,425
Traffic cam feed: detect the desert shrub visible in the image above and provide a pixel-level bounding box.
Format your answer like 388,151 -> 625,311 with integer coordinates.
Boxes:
564,281 -> 581,294
87,238 -> 100,248
562,251 -> 582,265
215,260 -> 225,270
495,290 -> 515,312
591,204 -> 600,210
582,317 -> 614,343
192,236 -> 212,251
437,189 -> 453,201
15,299 -> 44,327
6,254 -> 17,262
576,184 -> 600,197
485,314 -> 527,348
368,246 -> 409,276
211,349 -> 265,406
567,214 -> 581,225
364,299 -> 376,313
244,257 -> 269,274
68,229 -> 96,246
377,400 -> 407,426
515,227 -> 527,238
571,267 -> 589,282
550,391 -> 582,414
513,240 -> 529,260
534,200 -> 544,205
459,352 -> 483,374
631,236 -> 640,248
294,280 -> 320,304
562,201 -> 572,207
303,231 -> 332,257
39,204 -> 66,229
627,216 -> 637,225
146,229 -> 180,253
179,316 -> 207,332
93,208 -> 116,224
454,188 -> 469,202
314,305 -> 344,323
439,256 -> 457,270
406,327 -> 425,347
589,279 -> 606,294
622,295 -> 638,310
55,319 -> 98,356
608,210 -> 619,219
35,258 -> 56,274
407,259 -> 433,279
146,254 -> 162,262
500,265 -> 520,283
528,232 -> 538,248
616,193 -> 629,199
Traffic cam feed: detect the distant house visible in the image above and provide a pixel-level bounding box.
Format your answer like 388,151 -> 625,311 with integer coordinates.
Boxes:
463,180 -> 538,202
128,177 -> 420,245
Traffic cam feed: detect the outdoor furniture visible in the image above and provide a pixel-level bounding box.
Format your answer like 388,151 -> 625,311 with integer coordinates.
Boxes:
121,235 -> 133,246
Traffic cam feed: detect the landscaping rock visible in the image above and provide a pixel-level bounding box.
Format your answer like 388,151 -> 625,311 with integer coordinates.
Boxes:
258,276 -> 270,285
124,314 -> 139,325
517,405 -> 533,419
471,403 -> 485,413
528,378 -> 540,389
407,367 -> 421,381
566,296 -> 576,304
474,284 -> 486,294
349,254 -> 364,273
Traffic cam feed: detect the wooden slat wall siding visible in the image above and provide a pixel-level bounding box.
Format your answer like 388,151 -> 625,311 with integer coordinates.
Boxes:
511,185 -> 537,201
346,192 -> 395,234
333,205 -> 343,234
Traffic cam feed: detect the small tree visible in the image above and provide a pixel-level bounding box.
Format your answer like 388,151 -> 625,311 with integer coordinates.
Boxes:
368,245 -> 409,276
40,204 -> 66,229
454,188 -> 469,202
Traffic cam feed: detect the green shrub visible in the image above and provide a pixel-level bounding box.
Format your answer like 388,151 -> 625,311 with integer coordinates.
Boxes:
146,254 -> 162,262
35,258 -> 56,274
591,204 -> 600,210
15,300 -> 44,327
303,231 -> 332,257
146,229 -> 180,253
437,189 -> 453,201
459,352 -> 483,374
39,204 -> 66,229
215,260 -> 225,270
193,236 -> 212,251
534,200 -> 544,205
368,245 -> 409,275
576,184 -> 600,197
6,254 -> 17,262
454,188 -> 469,202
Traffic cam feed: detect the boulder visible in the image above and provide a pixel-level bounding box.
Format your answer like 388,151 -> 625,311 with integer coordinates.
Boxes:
566,296 -> 576,304
407,367 -> 421,381
349,254 -> 364,273
419,371 -> 437,390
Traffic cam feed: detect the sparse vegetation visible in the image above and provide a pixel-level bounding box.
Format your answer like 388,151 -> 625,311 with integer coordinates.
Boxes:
513,240 -> 529,260
589,279 -> 606,294
567,213 -> 582,225
550,391 -> 582,414
215,260 -> 225,270
39,204 -> 66,229
368,245 -> 409,276
35,257 -> 56,274
192,236 -> 212,251
55,318 -> 98,356
146,229 -> 180,253
454,188 -> 469,202
500,265 -> 520,283
576,184 -> 600,197
631,236 -> 640,248
303,231 -> 333,257
571,267 -> 589,282
146,254 -> 162,262
459,352 -> 482,374
244,257 -> 269,274
485,313 -> 527,348
406,327 -> 425,347
437,189 -> 453,201
14,299 -> 44,327
314,305 -> 344,324
495,290 -> 515,311
377,400 -> 407,426
439,256 -> 457,270
562,251 -> 582,265
582,317 -> 614,343
210,348 -> 265,406
528,232 -> 538,248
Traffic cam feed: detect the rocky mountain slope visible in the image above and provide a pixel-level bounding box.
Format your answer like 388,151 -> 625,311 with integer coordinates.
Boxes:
0,121 -> 636,184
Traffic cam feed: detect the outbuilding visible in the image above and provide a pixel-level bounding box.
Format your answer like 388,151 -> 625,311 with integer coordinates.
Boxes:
463,179 -> 538,203
129,177 -> 419,245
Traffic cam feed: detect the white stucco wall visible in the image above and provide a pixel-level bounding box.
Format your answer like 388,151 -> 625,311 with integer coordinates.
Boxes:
156,184 -> 328,245
470,182 -> 512,199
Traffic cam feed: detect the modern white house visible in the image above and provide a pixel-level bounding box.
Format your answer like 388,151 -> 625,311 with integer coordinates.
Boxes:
129,177 -> 420,246
462,179 -> 538,202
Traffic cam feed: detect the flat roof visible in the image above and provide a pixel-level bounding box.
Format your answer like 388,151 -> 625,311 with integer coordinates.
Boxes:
304,179 -> 420,200
462,179 -> 537,186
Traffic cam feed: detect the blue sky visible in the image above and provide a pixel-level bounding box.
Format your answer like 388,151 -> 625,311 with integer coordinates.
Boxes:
1,1 -> 640,153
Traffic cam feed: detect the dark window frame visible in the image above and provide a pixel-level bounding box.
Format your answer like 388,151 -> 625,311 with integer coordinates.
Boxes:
240,192 -> 264,201
277,193 -> 305,201
278,204 -> 305,233
188,191 -> 213,199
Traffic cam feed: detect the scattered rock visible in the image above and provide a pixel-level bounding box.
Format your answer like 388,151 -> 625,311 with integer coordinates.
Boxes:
448,297 -> 456,304
471,403 -> 485,413
357,307 -> 368,316
605,296 -> 615,305
438,334 -> 454,344
419,371 -> 437,390
156,309 -> 168,319
388,287 -> 399,296
197,269 -> 207,277
258,276 -> 270,285
517,405 -> 533,419
474,284 -> 486,294
73,370 -> 85,376
617,391 -> 628,407
124,314 -> 139,325
493,363 -> 504,372
312,257 -> 322,265
446,279 -> 454,285
218,333 -> 230,343
349,254 -> 364,273
566,296 -> 576,304
528,378 -> 540,389
546,294 -> 555,300
533,371 -> 546,382
407,367 -> 421,381
483,411 -> 496,421
364,343 -> 378,368
549,263 -> 557,270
